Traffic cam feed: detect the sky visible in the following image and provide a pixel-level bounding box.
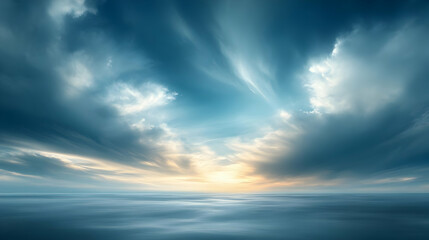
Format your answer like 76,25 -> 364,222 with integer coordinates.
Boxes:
0,0 -> 429,193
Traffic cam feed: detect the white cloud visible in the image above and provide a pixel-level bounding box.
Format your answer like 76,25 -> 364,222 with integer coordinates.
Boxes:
106,82 -> 177,116
303,23 -> 428,114
49,0 -> 96,22
59,52 -> 93,96
370,177 -> 416,184
279,110 -> 292,121
56,35 -> 150,97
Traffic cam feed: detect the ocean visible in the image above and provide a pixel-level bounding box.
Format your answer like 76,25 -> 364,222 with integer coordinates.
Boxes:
1,193 -> 428,239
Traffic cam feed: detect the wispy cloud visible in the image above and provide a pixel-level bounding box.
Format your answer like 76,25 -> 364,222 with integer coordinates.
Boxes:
1,0 -> 429,192
106,82 -> 177,115
212,1 -> 277,103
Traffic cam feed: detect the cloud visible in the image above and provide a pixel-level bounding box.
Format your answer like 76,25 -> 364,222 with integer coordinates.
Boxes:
49,0 -> 96,23
1,0 -> 429,192
106,82 -> 177,116
305,25 -> 418,114
244,18 -> 429,186
214,1 -> 276,102
0,153 -> 83,180
0,0 -> 181,172
59,51 -> 94,96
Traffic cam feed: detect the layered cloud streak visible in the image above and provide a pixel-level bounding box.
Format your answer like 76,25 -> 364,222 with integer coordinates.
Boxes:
1,0 -> 429,192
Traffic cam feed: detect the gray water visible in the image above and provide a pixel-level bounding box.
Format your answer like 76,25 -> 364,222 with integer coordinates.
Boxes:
1,193 -> 428,239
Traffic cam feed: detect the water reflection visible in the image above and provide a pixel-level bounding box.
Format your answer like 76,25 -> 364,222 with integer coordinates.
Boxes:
1,193 -> 428,239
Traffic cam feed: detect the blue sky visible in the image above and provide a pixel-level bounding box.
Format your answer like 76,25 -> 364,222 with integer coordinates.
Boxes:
1,0 -> 429,192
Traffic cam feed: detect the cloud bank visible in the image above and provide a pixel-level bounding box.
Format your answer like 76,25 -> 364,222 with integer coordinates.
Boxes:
0,0 -> 429,192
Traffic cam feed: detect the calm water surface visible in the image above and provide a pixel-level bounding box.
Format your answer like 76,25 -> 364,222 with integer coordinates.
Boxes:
1,193 -> 428,239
